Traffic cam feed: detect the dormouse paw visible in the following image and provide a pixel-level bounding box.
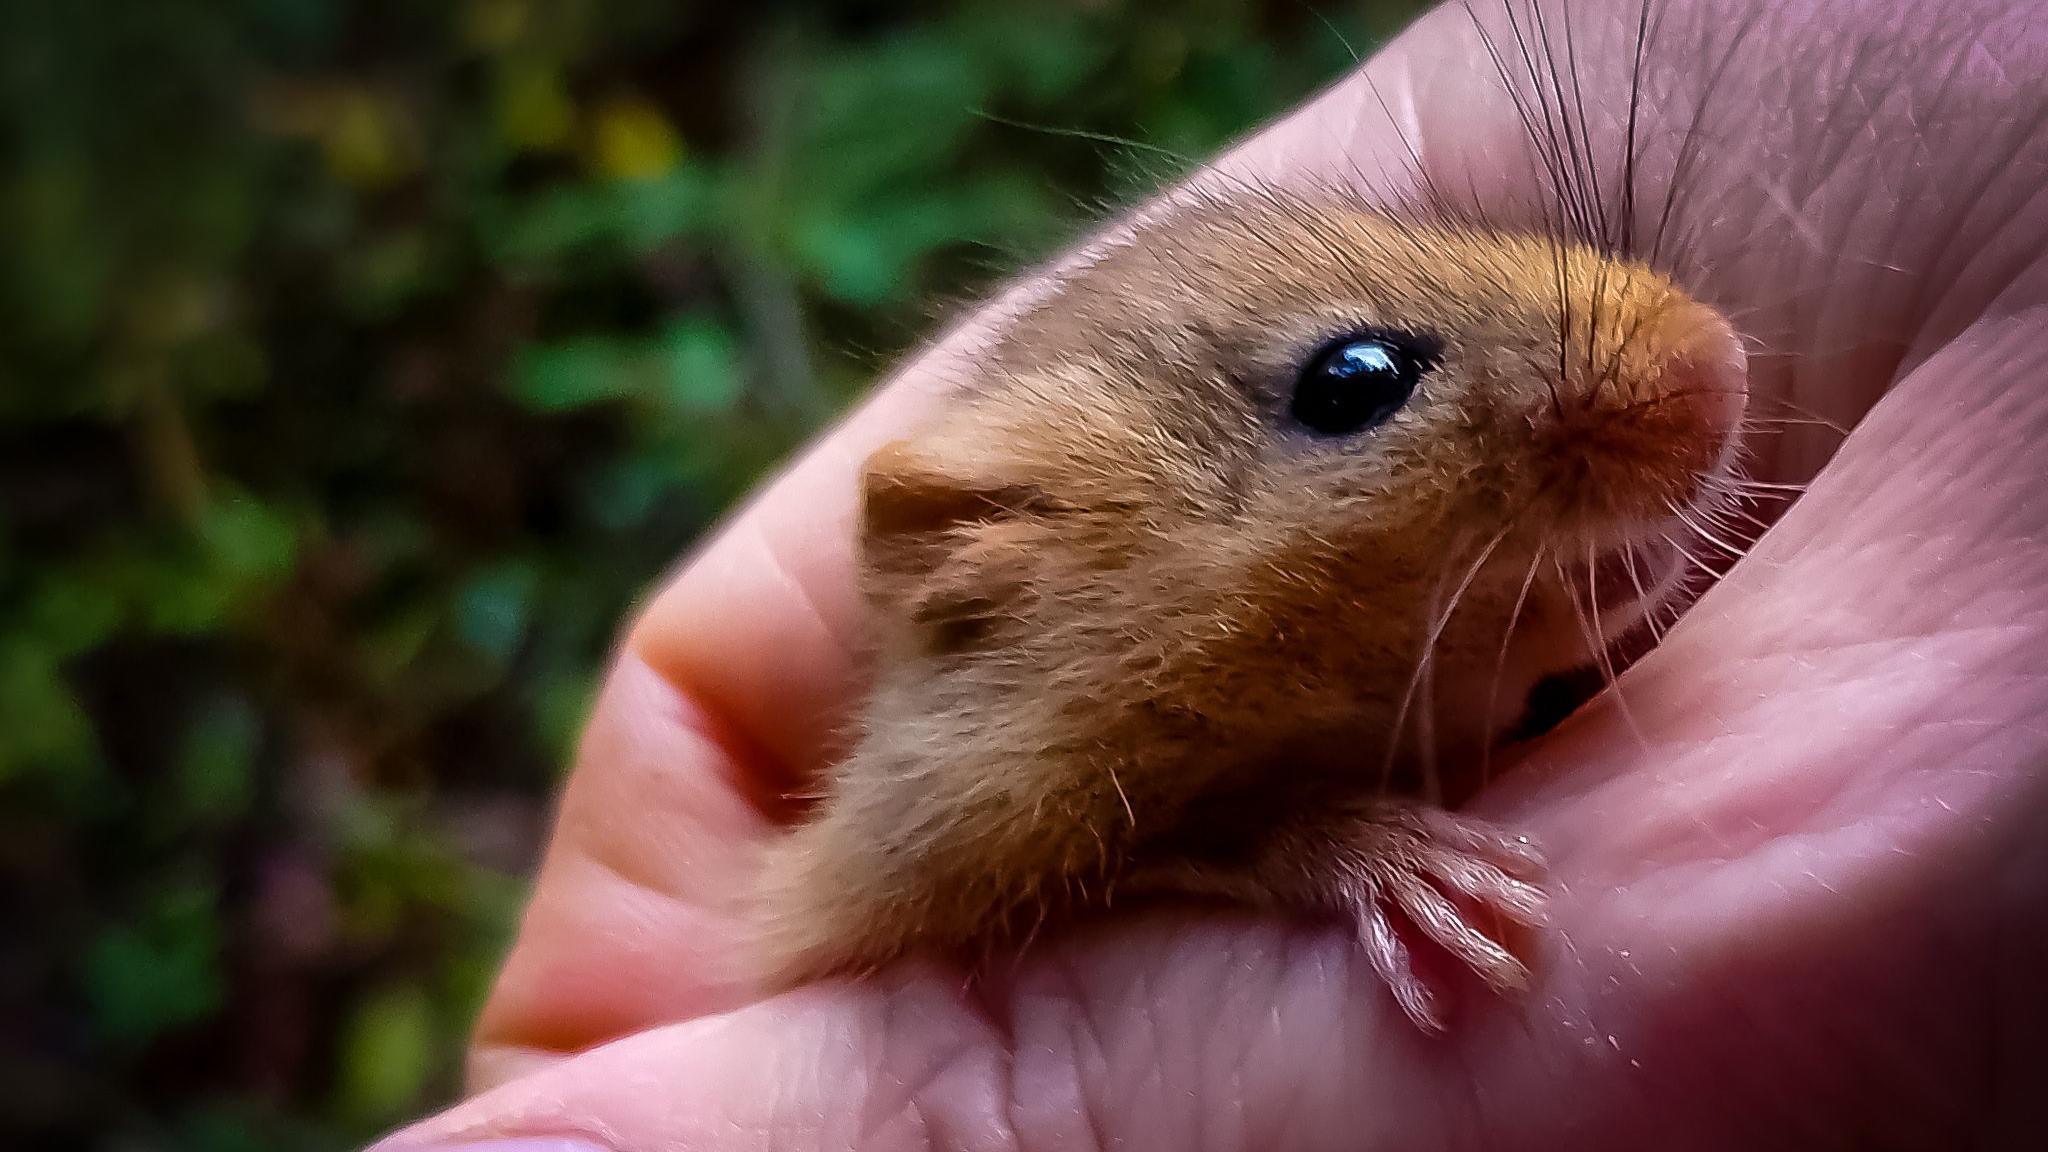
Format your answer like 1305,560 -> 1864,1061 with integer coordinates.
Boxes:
1128,803 -> 1549,1031
1329,806 -> 1549,1031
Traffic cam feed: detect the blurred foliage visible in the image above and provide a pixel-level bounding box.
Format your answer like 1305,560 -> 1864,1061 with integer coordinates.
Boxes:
0,0 -> 1425,1147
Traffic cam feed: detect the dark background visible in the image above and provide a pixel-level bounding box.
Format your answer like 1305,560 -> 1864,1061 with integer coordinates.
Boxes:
0,1 -> 1426,1147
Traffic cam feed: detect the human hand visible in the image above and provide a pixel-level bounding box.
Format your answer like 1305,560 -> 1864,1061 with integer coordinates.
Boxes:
374,0 -> 2048,1147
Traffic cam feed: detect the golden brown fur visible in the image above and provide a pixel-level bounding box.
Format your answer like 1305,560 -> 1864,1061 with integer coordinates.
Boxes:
748,189 -> 1746,1026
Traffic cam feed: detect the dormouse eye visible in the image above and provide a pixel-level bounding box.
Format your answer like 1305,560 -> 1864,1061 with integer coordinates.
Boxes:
1289,331 -> 1439,436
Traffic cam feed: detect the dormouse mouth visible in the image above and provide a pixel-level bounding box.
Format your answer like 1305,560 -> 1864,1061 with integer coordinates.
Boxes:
1513,492 -> 1753,743
1505,539 -> 1688,744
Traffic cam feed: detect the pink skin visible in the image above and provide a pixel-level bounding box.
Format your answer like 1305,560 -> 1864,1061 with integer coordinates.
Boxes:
374,0 -> 2048,1148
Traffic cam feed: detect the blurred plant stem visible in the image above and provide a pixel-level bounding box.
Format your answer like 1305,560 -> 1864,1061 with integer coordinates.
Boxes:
133,365 -> 209,527
727,21 -> 827,425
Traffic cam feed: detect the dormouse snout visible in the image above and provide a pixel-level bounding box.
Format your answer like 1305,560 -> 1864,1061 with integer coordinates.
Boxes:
1527,278 -> 1750,530
1647,297 -> 1749,469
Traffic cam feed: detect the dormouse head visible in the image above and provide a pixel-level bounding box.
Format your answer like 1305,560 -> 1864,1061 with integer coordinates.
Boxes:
857,191 -> 1747,768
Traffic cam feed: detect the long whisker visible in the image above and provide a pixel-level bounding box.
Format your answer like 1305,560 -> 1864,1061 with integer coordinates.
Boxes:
1649,7 -> 1766,270
1300,0 -> 1360,64
1688,494 -> 1744,534
1555,550 -> 1644,749
1383,523 -> 1512,785
1589,541 -> 1654,754
1744,393 -> 1851,435
1482,545 -> 1546,786
1388,553 -> 1447,797
1558,0 -> 1607,248
1621,540 -> 1665,643
1420,607 -> 1440,805
1668,498 -> 1749,557
1618,0 -> 1653,255
1717,500 -> 1777,535
1741,415 -> 1847,431
1552,554 -> 1603,673
1659,529 -> 1722,580
1106,762 -> 1135,830
1583,540 -> 1646,748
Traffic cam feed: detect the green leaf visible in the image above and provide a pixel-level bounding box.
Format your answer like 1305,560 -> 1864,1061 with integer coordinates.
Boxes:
82,882 -> 224,1047
339,229 -> 449,319
145,557 -> 241,634
656,317 -> 740,411
530,669 -> 597,761
480,186 -> 612,268
201,497 -> 299,584
511,317 -> 739,414
175,694 -> 258,825
483,167 -> 709,268
22,567 -> 125,657
136,498 -> 299,634
492,53 -> 576,154
362,600 -> 442,686
580,453 -> 673,531
3,154 -> 115,347
790,209 -> 911,306
790,194 -> 982,306
509,334 -> 629,410
333,982 -> 437,1124
455,561 -> 537,663
613,167 -> 712,251
0,640 -> 101,789
792,34 -> 991,202
962,6 -> 1107,105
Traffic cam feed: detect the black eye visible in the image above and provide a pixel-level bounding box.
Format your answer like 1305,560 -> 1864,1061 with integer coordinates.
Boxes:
1289,332 -> 1438,436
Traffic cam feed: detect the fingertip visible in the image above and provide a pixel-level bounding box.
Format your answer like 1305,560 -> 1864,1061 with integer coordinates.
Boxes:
469,654 -> 778,1059
630,513 -> 864,793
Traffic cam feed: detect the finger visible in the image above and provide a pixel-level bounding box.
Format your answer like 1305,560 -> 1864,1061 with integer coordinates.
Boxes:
390,970 -> 1018,1152
462,652 -> 772,1088
387,924 -> 1512,1152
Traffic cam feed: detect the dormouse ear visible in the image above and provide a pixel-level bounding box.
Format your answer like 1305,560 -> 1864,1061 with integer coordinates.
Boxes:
860,436 -> 1040,543
858,435 -> 1048,653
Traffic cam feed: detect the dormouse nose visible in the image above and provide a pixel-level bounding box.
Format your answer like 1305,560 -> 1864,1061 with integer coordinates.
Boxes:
1648,298 -> 1749,445
1546,284 -> 1751,526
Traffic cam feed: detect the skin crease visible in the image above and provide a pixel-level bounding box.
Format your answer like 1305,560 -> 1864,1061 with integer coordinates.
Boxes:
375,0 -> 2048,1148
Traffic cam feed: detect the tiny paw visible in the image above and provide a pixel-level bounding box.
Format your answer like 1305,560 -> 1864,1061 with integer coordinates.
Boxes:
1125,803 -> 1549,1032
1334,806 -> 1549,1031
